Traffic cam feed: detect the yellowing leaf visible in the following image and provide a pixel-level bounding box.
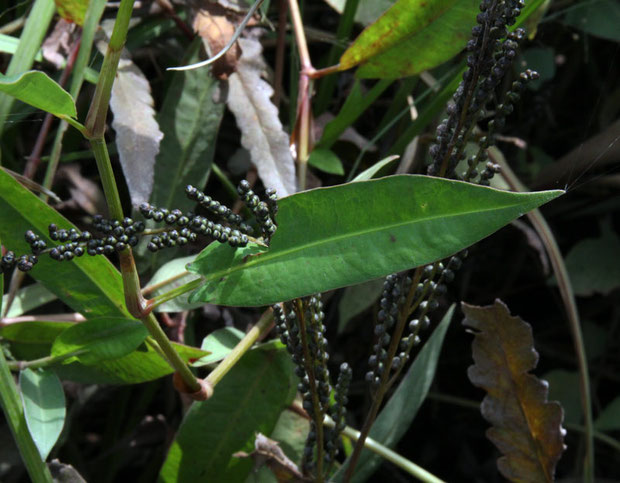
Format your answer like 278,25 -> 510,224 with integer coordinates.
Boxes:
54,0 -> 89,26
462,300 -> 566,482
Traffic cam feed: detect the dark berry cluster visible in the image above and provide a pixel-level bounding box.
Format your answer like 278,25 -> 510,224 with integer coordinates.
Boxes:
1,251 -> 37,273
427,0 -> 536,181
238,180 -> 277,243
366,274 -> 413,389
274,296 -> 348,476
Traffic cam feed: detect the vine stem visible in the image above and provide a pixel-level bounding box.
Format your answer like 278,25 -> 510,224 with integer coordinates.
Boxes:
287,0 -> 314,191
82,0 -> 201,394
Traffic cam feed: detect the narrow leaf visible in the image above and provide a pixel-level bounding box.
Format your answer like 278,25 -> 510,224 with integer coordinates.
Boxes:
1,321 -> 207,385
159,349 -> 296,482
335,305 -> 454,482
339,0 -> 478,78
324,0 -> 396,26
0,168 -> 130,319
151,39 -> 225,214
0,70 -> 76,118
352,156 -> 399,182
2,283 -> 57,318
462,300 -> 566,482
227,37 -> 296,196
109,58 -> 163,206
189,175 -> 562,306
51,318 -> 148,365
19,368 -> 66,460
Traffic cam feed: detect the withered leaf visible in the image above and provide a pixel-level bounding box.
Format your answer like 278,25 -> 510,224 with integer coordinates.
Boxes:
227,36 -> 297,196
462,300 -> 566,482
193,3 -> 246,79
233,433 -> 310,482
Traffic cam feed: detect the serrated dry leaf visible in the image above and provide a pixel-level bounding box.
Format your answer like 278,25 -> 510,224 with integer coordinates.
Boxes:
108,57 -> 163,207
227,36 -> 296,196
462,300 -> 566,482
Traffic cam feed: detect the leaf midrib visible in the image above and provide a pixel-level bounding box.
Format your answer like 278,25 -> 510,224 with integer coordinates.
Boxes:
198,198 -> 532,282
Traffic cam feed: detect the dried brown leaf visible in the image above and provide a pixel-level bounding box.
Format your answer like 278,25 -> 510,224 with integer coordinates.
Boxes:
193,3 -> 246,79
462,299 -> 566,482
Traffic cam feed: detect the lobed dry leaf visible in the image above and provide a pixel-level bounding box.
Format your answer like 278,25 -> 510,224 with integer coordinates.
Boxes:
226,36 -> 297,196
462,299 -> 566,482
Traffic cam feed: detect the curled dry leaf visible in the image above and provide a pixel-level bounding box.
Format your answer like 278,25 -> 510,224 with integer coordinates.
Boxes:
233,433 -> 310,482
193,2 -> 248,79
226,36 -> 296,196
462,300 -> 566,482
42,18 -> 75,69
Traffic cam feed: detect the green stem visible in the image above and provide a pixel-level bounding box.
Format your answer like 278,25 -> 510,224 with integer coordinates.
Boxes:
142,313 -> 200,393
323,417 -> 444,483
148,277 -> 203,311
0,249 -> 53,482
206,309 -> 274,387
6,352 -> 80,371
89,137 -> 124,220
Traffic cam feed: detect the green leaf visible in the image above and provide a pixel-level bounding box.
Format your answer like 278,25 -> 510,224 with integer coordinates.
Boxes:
189,175 -> 562,306
338,279 -> 383,333
159,349 -> 296,482
339,0 -> 479,78
1,321 -> 208,384
2,283 -> 57,318
150,39 -> 226,215
563,0 -> 620,42
146,255 -> 202,313
192,327 -> 245,367
19,368 -> 66,461
594,397 -> 620,432
352,156 -> 399,182
324,0 -> 396,26
334,305 -> 454,482
308,148 -> 345,175
0,169 -> 129,319
0,71 -> 76,119
51,318 -> 148,365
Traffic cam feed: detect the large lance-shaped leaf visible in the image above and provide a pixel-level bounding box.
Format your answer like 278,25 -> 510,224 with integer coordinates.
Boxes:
189,175 -> 562,306
462,300 -> 566,482
51,318 -> 148,365
19,368 -> 66,460
159,349 -> 296,482
0,70 -> 76,118
0,168 -> 129,319
335,305 -> 454,482
339,0 -> 478,78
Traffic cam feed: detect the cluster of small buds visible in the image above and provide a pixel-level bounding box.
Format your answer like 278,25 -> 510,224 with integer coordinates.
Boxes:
237,180 -> 277,243
366,274 -> 413,389
185,185 -> 252,234
139,202 -> 249,251
327,362 -> 352,463
273,296 -> 344,474
0,251 -> 38,273
427,0 -> 529,179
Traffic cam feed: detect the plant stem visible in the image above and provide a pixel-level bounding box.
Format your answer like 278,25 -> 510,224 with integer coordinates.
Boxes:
323,417 -> 444,483
0,254 -> 53,482
205,309 -> 274,387
148,277 -> 203,311
288,0 -> 314,191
